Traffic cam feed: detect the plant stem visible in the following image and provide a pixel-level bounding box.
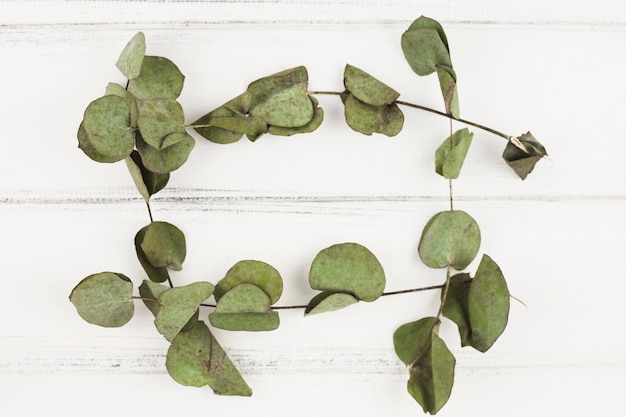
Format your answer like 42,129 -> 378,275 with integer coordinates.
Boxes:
198,279 -> 472,311
309,91 -> 511,140
146,201 -> 154,223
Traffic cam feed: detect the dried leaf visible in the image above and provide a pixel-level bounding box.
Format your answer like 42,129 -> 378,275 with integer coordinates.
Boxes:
69,272 -> 134,327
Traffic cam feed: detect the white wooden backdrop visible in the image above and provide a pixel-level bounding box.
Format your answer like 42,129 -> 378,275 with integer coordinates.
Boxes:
2,0 -> 625,415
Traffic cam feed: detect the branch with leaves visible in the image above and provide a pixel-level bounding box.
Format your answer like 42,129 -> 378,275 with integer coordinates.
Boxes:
69,16 -> 547,414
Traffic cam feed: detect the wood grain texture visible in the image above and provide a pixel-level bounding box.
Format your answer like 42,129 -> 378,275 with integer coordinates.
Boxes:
1,1 -> 626,416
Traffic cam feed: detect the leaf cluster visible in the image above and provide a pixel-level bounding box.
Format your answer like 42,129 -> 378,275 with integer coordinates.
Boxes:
69,17 -> 547,414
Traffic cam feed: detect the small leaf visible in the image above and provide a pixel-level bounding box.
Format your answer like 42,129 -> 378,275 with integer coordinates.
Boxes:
393,317 -> 455,414
155,281 -> 214,342
209,116 -> 267,139
268,96 -> 324,136
441,273 -> 473,345
136,132 -> 195,174
209,283 -> 280,332
304,291 -> 359,316
166,320 -> 253,396
192,93 -> 252,144
344,64 -> 400,106
140,221 -> 186,271
418,210 -> 481,270
435,128 -> 473,179
139,280 -> 199,332
69,272 -> 134,327
343,94 -> 404,137
134,225 -> 170,283
138,279 -> 169,316
405,16 -> 450,52
105,82 -> 138,127
502,132 -> 547,180
125,150 -> 170,202
115,32 -> 146,79
137,99 -> 185,149
214,260 -> 283,305
128,55 -> 185,100
309,242 -> 385,302
468,255 -> 510,352
82,95 -> 134,159
77,122 -> 122,163
247,66 -> 313,128
401,24 -> 452,76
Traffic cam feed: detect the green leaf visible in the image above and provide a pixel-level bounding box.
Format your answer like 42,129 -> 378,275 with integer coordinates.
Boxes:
309,242 -> 385,302
138,279 -> 169,316
268,96 -> 324,136
140,221 -> 186,271
69,272 -> 134,327
401,24 -> 452,76
436,66 -> 460,118
105,82 -> 138,127
209,283 -> 280,332
82,95 -> 134,159
304,291 -> 359,316
214,260 -> 283,305
155,281 -> 214,342
166,320 -> 253,396
468,255 -> 510,352
343,94 -> 404,137
125,150 -> 169,202
418,210 -> 481,270
115,32 -> 146,80
137,99 -> 185,149
77,122 -> 122,163
406,16 -> 450,52
247,66 -> 313,128
136,132 -> 195,174
344,64 -> 400,106
502,132 -> 547,180
441,273 -> 473,345
139,280 -> 199,332
134,225 -> 170,283
192,93 -> 252,144
393,317 -> 455,414
128,55 -> 185,100
210,116 -> 267,139
435,128 -> 473,179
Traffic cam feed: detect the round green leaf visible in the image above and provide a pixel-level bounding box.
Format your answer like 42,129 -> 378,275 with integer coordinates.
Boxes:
468,255 -> 510,352
193,105 -> 244,144
140,221 -> 186,271
214,260 -> 283,305
435,128 -> 473,179
105,82 -> 139,127
418,210 -> 481,270
210,283 -> 279,331
304,291 -> 359,316
344,64 -> 400,106
401,27 -> 452,76
309,242 -> 385,302
268,96 -> 324,136
69,272 -> 134,327
115,32 -> 146,80
77,122 -> 122,163
137,99 -> 185,149
155,281 -> 214,342
82,95 -> 134,159
343,94 -> 404,137
128,55 -> 185,100
247,66 -> 314,128
166,320 -> 252,396
136,132 -> 195,174
135,224 -> 170,283
406,16 -> 450,52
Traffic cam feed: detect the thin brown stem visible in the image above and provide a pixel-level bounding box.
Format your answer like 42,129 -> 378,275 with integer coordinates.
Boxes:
308,90 -> 511,140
